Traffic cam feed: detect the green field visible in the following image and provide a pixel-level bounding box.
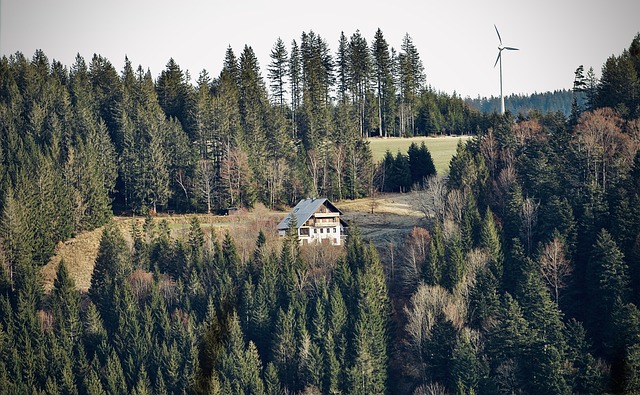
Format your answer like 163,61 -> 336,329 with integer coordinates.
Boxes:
368,135 -> 472,175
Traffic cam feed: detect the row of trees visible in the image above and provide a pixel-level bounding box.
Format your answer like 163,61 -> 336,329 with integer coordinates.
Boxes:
381,142 -> 437,193
466,89 -> 576,117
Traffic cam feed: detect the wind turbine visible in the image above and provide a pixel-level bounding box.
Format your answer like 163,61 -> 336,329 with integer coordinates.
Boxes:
494,25 -> 519,115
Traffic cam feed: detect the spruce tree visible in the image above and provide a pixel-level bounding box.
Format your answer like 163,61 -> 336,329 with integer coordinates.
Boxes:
408,142 -> 436,185
89,222 -> 131,316
104,350 -> 128,394
450,330 -> 480,394
564,318 -> 608,394
480,207 -> 503,280
443,235 -> 465,291
371,28 -> 395,138
264,362 -> 284,395
586,229 -> 631,349
51,259 -> 81,344
84,366 -> 106,395
268,38 -> 289,111
425,221 -> 444,285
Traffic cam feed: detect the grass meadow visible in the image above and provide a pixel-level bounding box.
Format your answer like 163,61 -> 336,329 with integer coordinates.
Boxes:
367,135 -> 472,175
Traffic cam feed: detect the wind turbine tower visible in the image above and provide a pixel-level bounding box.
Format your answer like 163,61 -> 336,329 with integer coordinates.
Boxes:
494,25 -> 519,115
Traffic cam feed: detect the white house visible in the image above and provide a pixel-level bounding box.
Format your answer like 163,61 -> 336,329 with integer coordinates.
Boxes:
277,198 -> 347,245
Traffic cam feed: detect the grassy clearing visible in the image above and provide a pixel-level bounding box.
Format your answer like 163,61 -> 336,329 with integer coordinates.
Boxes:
41,204 -> 285,293
368,135 -> 472,175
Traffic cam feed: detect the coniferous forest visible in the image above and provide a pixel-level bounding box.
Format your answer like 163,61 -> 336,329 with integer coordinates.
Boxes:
466,89 -> 577,117
0,28 -> 640,394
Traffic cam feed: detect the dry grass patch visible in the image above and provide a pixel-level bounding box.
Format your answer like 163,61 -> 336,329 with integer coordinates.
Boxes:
41,203 -> 287,293
41,227 -> 105,293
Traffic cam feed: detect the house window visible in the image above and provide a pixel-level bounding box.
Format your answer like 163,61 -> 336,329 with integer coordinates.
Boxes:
320,228 -> 324,233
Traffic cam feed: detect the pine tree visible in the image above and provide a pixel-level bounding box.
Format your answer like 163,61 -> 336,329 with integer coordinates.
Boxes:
624,343 -> 640,394
424,311 -> 458,390
425,221 -> 444,285
486,294 -> 531,392
132,364 -> 152,395
156,58 -> 194,136
0,186 -> 33,294
82,302 -> 108,361
348,30 -> 371,138
188,216 -> 205,268
289,39 -> 302,139
273,306 -> 297,390
348,238 -> 389,395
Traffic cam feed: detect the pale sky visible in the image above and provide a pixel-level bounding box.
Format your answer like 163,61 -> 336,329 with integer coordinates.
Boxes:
1,0 -> 639,98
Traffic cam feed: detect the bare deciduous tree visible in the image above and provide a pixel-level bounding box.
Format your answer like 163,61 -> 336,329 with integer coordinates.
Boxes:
539,235 -> 572,304
512,119 -> 546,147
480,128 -> 498,177
220,145 -> 253,207
400,227 -> 431,290
196,159 -> 215,214
128,269 -> 153,300
404,284 -> 466,351
495,359 -> 523,395
521,197 -> 539,255
413,382 -> 449,395
575,108 -> 635,192
627,118 -> 640,145
414,176 -> 447,223
445,188 -> 466,225
404,283 -> 466,383
266,157 -> 288,209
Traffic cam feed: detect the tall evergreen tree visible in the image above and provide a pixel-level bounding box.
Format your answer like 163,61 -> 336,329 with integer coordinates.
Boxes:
156,58 -> 194,137
371,28 -> 395,138
89,222 -> 131,316
268,38 -> 289,111
398,33 -> 425,136
586,229 -> 631,352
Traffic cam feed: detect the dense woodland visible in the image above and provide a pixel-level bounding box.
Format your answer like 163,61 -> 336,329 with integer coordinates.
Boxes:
0,29 -> 639,394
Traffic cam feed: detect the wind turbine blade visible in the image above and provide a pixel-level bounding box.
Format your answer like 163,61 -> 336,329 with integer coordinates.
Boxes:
494,52 -> 501,68
504,46 -> 519,51
494,24 -> 502,45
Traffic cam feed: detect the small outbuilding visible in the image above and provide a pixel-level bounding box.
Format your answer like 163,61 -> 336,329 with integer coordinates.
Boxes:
277,198 -> 347,245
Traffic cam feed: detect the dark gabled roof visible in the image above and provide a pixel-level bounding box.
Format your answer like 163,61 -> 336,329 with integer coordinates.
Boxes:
277,198 -> 343,230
